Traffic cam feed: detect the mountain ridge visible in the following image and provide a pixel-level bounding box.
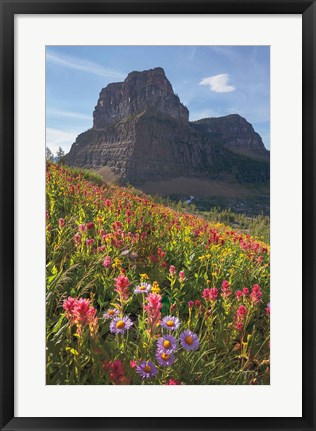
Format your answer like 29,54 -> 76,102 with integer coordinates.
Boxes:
65,67 -> 269,197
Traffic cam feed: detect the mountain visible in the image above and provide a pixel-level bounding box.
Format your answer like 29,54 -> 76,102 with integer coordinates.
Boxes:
191,115 -> 269,161
65,67 -> 269,198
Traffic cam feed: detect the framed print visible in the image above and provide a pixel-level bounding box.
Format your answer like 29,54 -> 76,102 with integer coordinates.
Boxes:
0,1 -> 315,430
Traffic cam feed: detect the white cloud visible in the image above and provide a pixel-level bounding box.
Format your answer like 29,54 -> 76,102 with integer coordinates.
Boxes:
47,109 -> 91,121
46,51 -> 125,80
199,74 -> 235,93
46,128 -> 79,155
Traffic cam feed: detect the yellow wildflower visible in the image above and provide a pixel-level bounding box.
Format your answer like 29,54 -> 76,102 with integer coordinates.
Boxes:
152,281 -> 160,294
112,258 -> 122,268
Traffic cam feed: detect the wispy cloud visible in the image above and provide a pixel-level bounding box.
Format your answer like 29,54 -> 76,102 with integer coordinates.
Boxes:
188,47 -> 197,61
46,128 -> 79,154
46,50 -> 125,80
199,74 -> 235,93
47,109 -> 91,121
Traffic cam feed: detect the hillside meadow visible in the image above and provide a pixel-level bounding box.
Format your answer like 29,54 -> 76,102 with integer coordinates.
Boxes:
46,162 -> 270,385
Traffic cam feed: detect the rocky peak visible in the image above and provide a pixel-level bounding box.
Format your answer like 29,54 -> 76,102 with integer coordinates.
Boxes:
65,68 -> 269,195
93,67 -> 189,128
191,114 -> 269,160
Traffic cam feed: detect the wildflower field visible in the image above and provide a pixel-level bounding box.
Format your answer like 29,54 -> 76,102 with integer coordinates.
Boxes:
46,162 -> 270,385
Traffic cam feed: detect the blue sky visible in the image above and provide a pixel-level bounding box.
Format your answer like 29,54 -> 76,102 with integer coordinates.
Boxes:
46,46 -> 270,154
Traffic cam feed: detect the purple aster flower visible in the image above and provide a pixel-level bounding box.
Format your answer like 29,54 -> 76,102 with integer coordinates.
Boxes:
156,349 -> 175,367
136,360 -> 157,379
130,252 -> 138,259
160,315 -> 180,331
121,249 -> 130,256
110,316 -> 133,334
157,335 -> 177,353
134,282 -> 152,294
103,308 -> 119,320
180,330 -> 199,351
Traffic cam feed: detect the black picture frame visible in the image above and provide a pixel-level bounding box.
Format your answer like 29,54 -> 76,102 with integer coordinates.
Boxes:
0,1 -> 315,430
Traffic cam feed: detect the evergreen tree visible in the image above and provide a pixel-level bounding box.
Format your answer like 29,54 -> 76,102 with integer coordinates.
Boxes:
46,146 -> 54,161
56,147 -> 65,163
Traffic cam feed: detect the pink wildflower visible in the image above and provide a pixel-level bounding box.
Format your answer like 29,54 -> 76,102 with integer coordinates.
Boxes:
63,296 -> 98,336
63,296 -> 77,319
169,265 -> 176,276
157,248 -> 166,258
130,360 -> 137,369
113,221 -> 122,230
237,305 -> 247,318
103,256 -> 112,268
202,288 -> 218,301
114,274 -> 130,301
221,280 -> 232,299
235,290 -> 243,300
235,321 -> 244,331
143,293 -> 162,333
165,379 -> 181,385
72,298 -> 97,326
103,360 -> 129,385
58,218 -> 65,228
114,274 -> 130,289
73,233 -> 81,245
250,284 -> 262,304
179,271 -> 186,282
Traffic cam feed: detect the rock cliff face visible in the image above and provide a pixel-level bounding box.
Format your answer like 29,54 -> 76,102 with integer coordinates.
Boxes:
191,115 -> 268,161
93,67 -> 188,128
65,67 -> 269,190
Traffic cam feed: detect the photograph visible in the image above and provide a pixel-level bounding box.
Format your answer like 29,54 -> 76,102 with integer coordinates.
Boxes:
2,1 -> 314,429
45,45 -> 270,385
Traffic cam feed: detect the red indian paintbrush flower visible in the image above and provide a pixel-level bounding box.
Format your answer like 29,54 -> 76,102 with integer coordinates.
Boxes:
221,280 -> 232,299
103,359 -> 129,385
114,274 -> 130,301
103,256 -> 112,268
73,233 -> 81,245
237,304 -> 247,318
202,288 -> 218,301
63,297 -> 98,336
179,271 -> 186,282
235,290 -> 243,300
165,378 -> 181,385
169,265 -> 176,276
250,284 -> 262,304
143,293 -> 162,333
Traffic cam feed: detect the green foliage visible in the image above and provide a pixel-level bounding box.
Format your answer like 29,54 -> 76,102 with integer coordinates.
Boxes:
71,167 -> 104,187
148,196 -> 270,243
207,208 -> 270,243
